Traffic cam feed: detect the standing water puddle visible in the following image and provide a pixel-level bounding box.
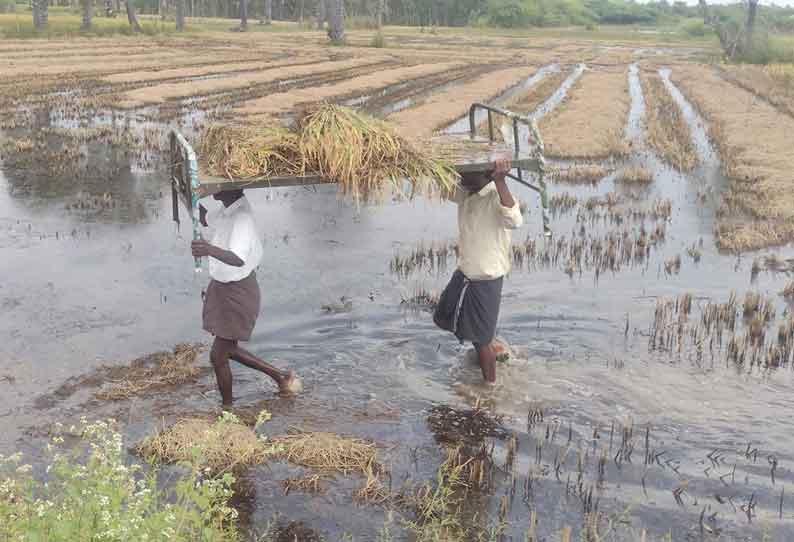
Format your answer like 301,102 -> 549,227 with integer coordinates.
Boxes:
441,64 -> 561,134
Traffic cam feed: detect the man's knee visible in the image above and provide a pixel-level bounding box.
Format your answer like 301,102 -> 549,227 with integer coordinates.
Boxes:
474,341 -> 494,354
210,339 -> 234,365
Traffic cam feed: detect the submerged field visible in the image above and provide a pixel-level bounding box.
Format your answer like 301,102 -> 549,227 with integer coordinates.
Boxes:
2,25 -> 794,541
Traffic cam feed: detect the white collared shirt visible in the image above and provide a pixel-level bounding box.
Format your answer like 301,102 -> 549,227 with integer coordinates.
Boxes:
453,183 -> 523,280
204,196 -> 263,283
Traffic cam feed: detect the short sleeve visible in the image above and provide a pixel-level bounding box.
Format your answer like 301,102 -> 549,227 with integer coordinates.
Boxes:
498,198 -> 524,230
228,215 -> 253,264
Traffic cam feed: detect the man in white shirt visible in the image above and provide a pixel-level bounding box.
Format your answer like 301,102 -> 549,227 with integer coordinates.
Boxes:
191,189 -> 302,406
433,157 -> 523,384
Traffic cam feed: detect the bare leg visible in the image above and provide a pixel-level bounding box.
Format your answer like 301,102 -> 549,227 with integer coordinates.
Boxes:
475,342 -> 497,384
229,345 -> 303,395
210,337 -> 236,406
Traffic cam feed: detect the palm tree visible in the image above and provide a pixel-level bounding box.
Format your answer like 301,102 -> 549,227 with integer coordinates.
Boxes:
264,0 -> 272,24
81,0 -> 92,30
124,0 -> 142,32
327,0 -> 343,44
32,0 -> 48,30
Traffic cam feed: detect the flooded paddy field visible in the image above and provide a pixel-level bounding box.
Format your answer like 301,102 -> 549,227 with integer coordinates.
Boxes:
2,29 -> 794,541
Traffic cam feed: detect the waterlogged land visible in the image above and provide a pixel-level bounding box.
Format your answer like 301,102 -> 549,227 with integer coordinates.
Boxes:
3,27 -> 794,541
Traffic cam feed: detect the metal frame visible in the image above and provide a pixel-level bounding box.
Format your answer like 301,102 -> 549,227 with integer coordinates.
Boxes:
468,103 -> 550,237
170,131 -> 203,272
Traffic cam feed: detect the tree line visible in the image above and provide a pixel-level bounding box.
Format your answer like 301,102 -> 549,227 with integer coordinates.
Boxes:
27,0 -> 794,55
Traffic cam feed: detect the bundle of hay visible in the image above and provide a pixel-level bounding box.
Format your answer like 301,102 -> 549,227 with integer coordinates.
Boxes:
136,416 -> 270,474
272,431 -> 379,475
200,105 -> 459,203
201,123 -> 301,180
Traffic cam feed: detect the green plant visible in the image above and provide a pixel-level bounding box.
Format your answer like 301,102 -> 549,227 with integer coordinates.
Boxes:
370,30 -> 386,47
346,14 -> 377,30
0,418 -> 239,541
679,18 -> 709,37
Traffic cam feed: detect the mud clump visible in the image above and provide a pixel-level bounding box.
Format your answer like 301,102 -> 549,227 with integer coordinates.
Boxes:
427,404 -> 510,446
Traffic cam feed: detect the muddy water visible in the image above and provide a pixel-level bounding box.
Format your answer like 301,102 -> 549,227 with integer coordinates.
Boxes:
442,64 -> 560,135
2,62 -> 794,540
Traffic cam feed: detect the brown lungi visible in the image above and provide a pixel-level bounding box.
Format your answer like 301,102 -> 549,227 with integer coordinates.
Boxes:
202,271 -> 261,341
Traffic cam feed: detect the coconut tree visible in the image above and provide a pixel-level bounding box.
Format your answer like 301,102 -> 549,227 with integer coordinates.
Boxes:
124,0 -> 142,31
81,0 -> 92,30
327,0 -> 343,43
32,0 -> 48,30
175,0 -> 185,30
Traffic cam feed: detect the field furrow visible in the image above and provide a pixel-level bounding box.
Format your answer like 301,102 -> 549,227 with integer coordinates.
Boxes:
234,61 -> 464,118
118,57 -> 391,108
639,69 -> 696,171
539,67 -> 630,159
385,66 -> 538,138
673,64 -> 794,250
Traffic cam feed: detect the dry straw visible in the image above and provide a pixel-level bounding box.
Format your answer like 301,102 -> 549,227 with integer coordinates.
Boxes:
201,123 -> 301,179
95,343 -> 202,401
201,105 -> 459,204
136,414 -> 272,474
272,431 -> 379,475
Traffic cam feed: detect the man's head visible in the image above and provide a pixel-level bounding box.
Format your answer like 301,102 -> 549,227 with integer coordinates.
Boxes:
213,189 -> 244,207
460,172 -> 491,194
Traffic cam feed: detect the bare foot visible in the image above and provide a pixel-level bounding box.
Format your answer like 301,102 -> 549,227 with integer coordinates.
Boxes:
279,370 -> 303,395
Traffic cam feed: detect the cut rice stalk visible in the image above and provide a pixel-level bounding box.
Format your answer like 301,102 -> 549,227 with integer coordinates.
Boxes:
298,104 -> 459,203
135,414 -> 274,474
201,123 -> 301,180
271,430 -> 379,475
200,105 -> 459,204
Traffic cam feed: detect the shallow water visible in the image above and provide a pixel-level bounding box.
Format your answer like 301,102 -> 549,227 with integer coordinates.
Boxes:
3,60 -> 794,540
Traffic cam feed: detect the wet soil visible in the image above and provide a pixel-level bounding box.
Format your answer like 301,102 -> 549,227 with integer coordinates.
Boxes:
2,47 -> 794,541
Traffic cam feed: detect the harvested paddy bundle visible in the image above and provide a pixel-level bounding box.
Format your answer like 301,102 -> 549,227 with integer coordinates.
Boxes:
136,415 -> 270,474
201,123 -> 301,180
298,105 -> 458,202
272,431 -> 379,475
201,105 -> 459,203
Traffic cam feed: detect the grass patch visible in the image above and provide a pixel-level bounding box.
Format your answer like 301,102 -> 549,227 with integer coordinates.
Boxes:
0,13 -> 181,38
271,431 -> 379,475
716,221 -> 794,253
369,30 -> 387,48
0,419 -> 238,541
615,165 -> 653,184
548,164 -> 612,185
136,411 -> 278,475
719,63 -> 794,118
